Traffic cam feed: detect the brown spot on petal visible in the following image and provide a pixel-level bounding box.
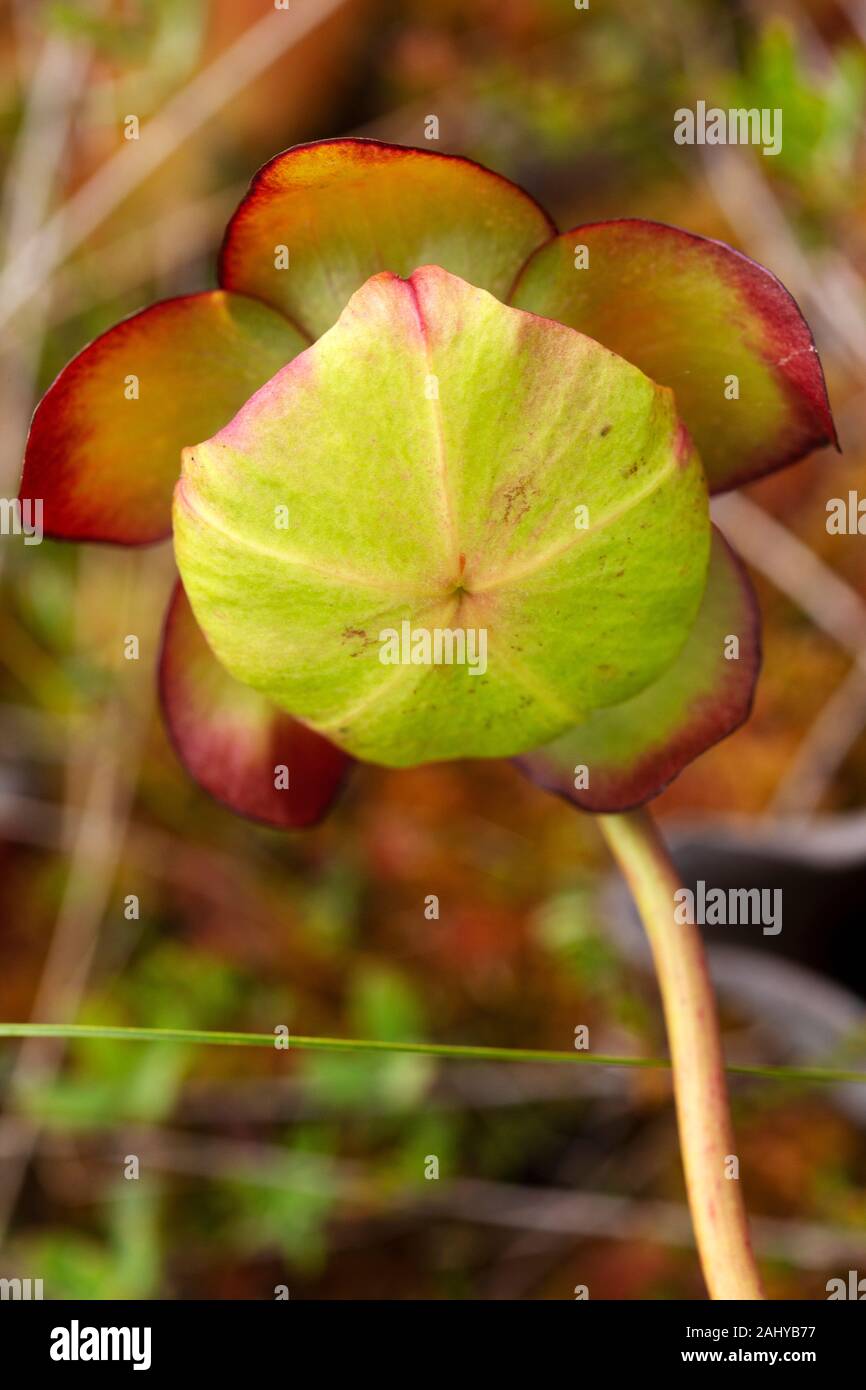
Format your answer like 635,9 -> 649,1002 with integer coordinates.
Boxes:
500,475 -> 537,525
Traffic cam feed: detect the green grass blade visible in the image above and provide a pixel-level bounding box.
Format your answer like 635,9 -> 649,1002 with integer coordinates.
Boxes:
0,1021 -> 865,1085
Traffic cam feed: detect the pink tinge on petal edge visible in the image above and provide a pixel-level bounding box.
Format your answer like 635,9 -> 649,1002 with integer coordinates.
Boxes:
159,581 -> 351,829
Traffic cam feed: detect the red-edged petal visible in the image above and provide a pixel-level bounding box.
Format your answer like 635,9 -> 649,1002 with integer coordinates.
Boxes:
514,527 -> 760,812
21,290 -> 308,545
510,219 -> 837,492
218,137 -> 555,340
159,581 -> 350,829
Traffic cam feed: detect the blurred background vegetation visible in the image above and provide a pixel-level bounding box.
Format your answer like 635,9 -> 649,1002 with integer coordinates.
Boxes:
1,0 -> 866,1299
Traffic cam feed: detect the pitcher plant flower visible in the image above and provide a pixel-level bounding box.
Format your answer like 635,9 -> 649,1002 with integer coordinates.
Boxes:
20,138 -> 836,1300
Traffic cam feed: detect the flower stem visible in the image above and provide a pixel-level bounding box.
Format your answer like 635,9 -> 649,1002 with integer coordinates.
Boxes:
597,807 -> 765,1300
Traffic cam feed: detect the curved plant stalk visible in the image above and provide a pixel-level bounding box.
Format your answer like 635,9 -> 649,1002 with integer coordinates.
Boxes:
598,807 -> 765,1300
